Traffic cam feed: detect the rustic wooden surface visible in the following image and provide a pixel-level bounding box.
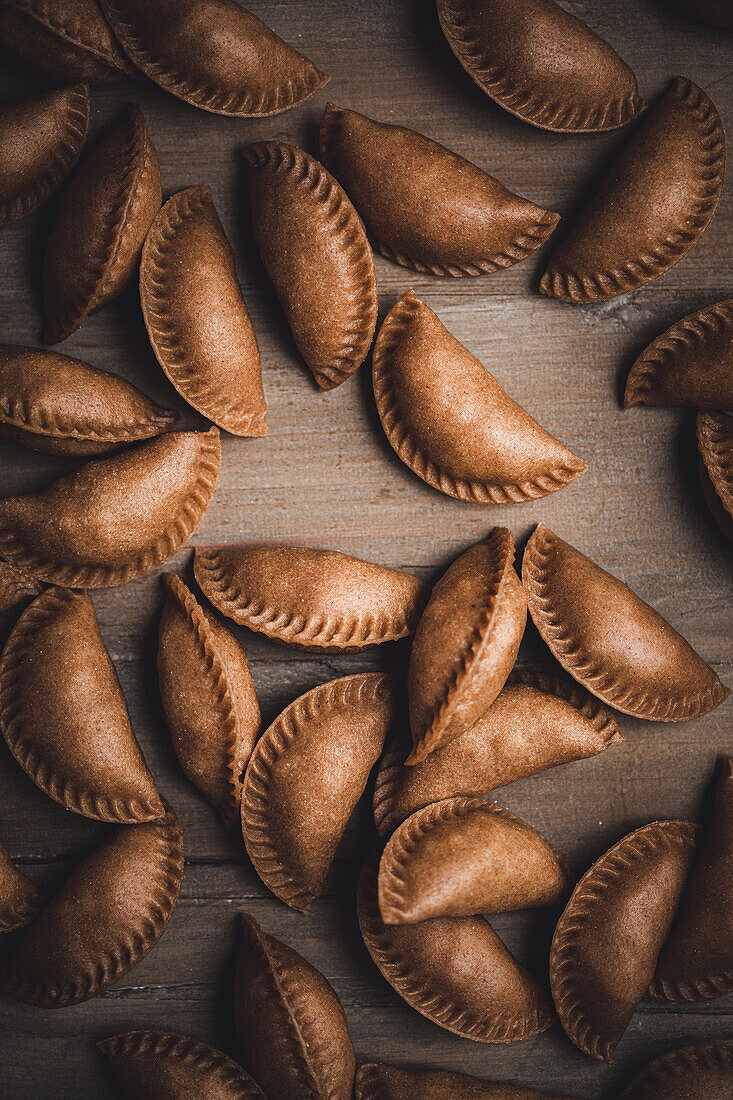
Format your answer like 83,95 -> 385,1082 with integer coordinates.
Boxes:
0,1 -> 731,1096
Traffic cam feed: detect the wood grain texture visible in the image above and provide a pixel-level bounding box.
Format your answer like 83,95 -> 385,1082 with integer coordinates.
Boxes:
0,1 -> 731,1095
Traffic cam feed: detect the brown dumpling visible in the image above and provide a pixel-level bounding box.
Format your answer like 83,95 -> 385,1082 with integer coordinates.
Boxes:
0,587 -> 163,821
158,574 -> 261,826
541,79 -> 725,302
99,1030 -> 265,1099
44,103 -> 161,344
0,84 -> 89,227
0,0 -> 138,84
319,102 -> 558,277
619,1043 -> 733,1100
436,0 -> 641,132
194,544 -> 429,652
242,673 -> 396,910
373,291 -> 586,502
0,805 -> 183,1007
378,797 -> 568,923
141,185 -> 267,436
234,912 -> 355,1098
407,530 -> 526,764
651,757 -> 733,1002
0,343 -> 176,455
243,141 -> 377,391
0,428 -> 221,588
550,820 -> 699,1063
356,1061 -> 581,1099
523,524 -> 729,720
624,299 -> 733,413
0,833 -> 41,934
374,670 -> 622,838
698,411 -> 733,541
100,0 -> 328,116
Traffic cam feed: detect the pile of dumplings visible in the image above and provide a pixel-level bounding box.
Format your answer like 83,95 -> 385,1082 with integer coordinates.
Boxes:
0,0 -> 731,1097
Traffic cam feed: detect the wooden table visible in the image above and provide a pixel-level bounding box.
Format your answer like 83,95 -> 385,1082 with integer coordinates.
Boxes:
0,2 -> 731,1096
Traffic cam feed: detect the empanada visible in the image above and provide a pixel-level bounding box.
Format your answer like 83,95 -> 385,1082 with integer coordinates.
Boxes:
373,292 -> 586,501
0,84 -> 88,226
141,185 -> 267,436
523,524 -> 729,720
242,673 -> 396,910
158,574 -> 260,826
378,797 -> 568,923
550,820 -> 698,1062
100,0 -> 327,116
242,141 -> 377,390
44,103 -> 161,343
541,79 -> 724,302
436,0 -> 641,132
0,427 -> 221,588
0,587 -> 162,821
195,544 -> 428,652
407,530 -> 526,764
0,805 -> 183,1007
319,102 -> 558,276
234,912 -> 355,1098
374,670 -> 622,838
0,343 -> 176,455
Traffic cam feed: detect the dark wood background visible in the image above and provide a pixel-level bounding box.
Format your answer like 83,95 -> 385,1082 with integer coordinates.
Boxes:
0,2 -> 731,1096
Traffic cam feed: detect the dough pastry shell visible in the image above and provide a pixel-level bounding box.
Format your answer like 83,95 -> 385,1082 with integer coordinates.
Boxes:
372,291 -> 586,502
407,529 -> 526,764
0,84 -> 88,226
319,101 -> 558,276
523,523 -> 729,720
0,427 -> 221,588
234,912 -> 355,1098
242,673 -> 396,910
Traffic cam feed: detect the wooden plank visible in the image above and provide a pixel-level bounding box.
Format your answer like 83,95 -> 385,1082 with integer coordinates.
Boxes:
0,0 -> 731,1095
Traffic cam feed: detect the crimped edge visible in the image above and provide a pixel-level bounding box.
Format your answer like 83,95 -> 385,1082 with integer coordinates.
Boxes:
242,141 -> 377,390
624,298 -> 733,410
550,819 -> 699,1063
650,758 -> 733,1002
44,104 -> 154,345
141,185 -> 267,436
436,0 -> 642,133
0,348 -> 176,444
540,78 -> 726,302
0,558 -> 42,611
242,673 -> 395,911
0,84 -> 89,227
98,1030 -> 264,1097
372,290 -> 586,502
358,850 -> 552,1043
0,587 -> 164,821
619,1042 -> 733,1099
237,913 -> 325,1095
378,795 -> 566,923
194,545 -> 427,650
0,807 -> 184,1007
523,523 -> 729,720
407,529 -> 516,763
698,411 -> 733,523
0,427 -> 221,588
0,0 -> 139,78
100,0 -> 328,116
162,573 -> 252,826
319,102 -> 559,277
0,851 -> 41,934
373,668 -> 623,838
